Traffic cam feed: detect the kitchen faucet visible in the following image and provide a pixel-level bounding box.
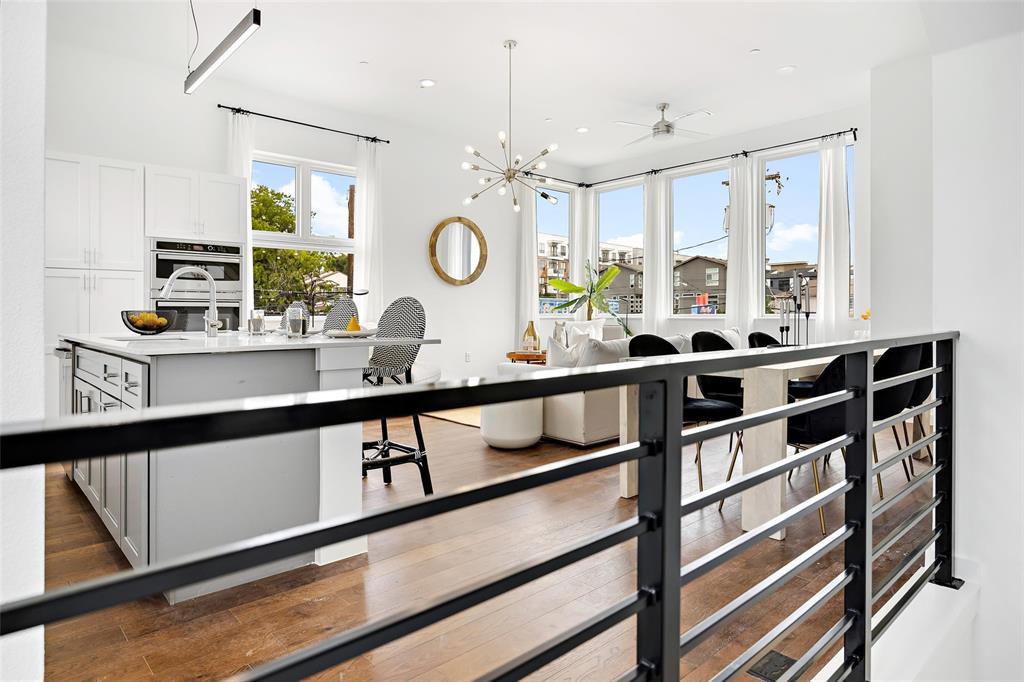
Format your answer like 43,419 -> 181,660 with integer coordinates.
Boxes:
158,266 -> 222,338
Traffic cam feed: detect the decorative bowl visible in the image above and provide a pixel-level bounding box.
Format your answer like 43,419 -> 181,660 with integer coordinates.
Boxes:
121,310 -> 177,335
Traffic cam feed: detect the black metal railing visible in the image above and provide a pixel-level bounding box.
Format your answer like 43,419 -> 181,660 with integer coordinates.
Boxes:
0,331 -> 962,681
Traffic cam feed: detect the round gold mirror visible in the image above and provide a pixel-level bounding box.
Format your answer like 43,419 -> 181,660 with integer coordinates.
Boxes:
428,216 -> 488,286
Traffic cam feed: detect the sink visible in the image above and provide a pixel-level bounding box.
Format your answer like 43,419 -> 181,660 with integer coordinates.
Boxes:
102,335 -> 193,342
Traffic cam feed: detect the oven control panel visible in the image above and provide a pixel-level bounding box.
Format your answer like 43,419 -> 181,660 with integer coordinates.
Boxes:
155,241 -> 242,255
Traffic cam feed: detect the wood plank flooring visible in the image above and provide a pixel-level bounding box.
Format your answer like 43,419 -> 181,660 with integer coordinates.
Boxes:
43,417 -> 933,680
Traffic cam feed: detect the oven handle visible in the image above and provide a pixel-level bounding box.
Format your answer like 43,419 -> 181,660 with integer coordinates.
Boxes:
155,300 -> 242,309
153,252 -> 242,265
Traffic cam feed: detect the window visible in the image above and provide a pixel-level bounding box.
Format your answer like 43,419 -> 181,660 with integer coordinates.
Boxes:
251,153 -> 356,320
536,186 -> 571,315
598,184 -> 645,315
671,167 -> 730,315
763,151 -> 820,314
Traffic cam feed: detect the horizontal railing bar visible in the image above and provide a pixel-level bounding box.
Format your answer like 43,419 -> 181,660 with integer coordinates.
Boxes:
872,560 -> 943,643
681,480 -> 854,586
679,525 -> 854,655
872,398 -> 943,434
612,663 -> 655,682
872,528 -> 942,604
872,432 -> 943,476
873,463 -> 944,518
478,591 -> 650,682
0,442 -> 648,635
776,614 -> 856,682
826,656 -> 859,682
873,495 -> 942,559
1,331 -> 960,467
680,390 -> 854,447
237,517 -> 651,681
872,365 -> 943,393
680,434 -> 855,517
709,569 -> 854,682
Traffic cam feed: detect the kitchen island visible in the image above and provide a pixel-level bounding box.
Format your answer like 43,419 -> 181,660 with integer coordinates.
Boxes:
59,331 -> 440,603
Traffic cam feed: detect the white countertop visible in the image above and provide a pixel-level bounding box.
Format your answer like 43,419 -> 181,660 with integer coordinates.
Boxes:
60,331 -> 440,362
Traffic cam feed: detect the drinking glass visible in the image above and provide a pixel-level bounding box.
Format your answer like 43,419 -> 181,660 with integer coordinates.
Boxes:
248,309 -> 266,335
287,307 -> 305,337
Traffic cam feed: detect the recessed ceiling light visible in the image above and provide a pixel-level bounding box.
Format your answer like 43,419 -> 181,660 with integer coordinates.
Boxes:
776,65 -> 797,75
576,126 -> 589,134
749,48 -> 761,55
544,117 -> 553,123
359,60 -> 369,65
419,78 -> 436,88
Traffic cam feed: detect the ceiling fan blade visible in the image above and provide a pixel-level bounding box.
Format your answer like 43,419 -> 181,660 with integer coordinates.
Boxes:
672,109 -> 712,122
615,120 -> 652,128
671,127 -> 710,139
625,133 -> 652,146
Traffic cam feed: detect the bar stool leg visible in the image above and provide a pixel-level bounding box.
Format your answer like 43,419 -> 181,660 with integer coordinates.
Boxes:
695,441 -> 704,492
891,424 -> 913,481
718,433 -> 742,512
871,435 -> 884,499
810,457 -> 827,536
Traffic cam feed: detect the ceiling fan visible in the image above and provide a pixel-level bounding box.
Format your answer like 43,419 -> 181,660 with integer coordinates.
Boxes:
616,103 -> 712,146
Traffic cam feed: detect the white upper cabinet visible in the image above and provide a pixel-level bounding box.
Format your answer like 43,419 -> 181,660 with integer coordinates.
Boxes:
43,268 -> 91,346
145,166 -> 245,243
199,173 -> 247,242
94,160 -> 144,270
46,154 -> 144,271
145,165 -> 200,240
45,155 -> 91,269
91,270 -> 144,334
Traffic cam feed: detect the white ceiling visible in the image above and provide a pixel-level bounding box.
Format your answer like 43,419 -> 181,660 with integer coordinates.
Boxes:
46,1 -> 1022,168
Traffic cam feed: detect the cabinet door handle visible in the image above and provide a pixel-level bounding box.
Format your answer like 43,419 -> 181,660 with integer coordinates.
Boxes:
82,275 -> 88,291
100,401 -> 118,410
93,248 -> 99,265
103,370 -> 119,380
124,380 -> 139,389
84,248 -> 90,265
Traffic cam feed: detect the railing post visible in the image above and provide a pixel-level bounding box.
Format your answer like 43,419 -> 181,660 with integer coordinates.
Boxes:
932,338 -> 963,590
636,373 -> 683,682
842,351 -> 872,681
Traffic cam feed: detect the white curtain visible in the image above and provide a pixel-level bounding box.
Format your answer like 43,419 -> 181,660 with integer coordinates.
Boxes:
816,136 -> 851,342
642,173 -> 672,335
354,140 -> 384,323
570,186 -> 596,320
724,155 -> 761,338
227,112 -> 256,314
515,187 -> 539,344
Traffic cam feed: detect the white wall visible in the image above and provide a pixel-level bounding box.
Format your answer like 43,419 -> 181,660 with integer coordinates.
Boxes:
45,40 -> 554,379
870,55 -> 934,337
931,31 -> 1024,679
0,1 -> 47,678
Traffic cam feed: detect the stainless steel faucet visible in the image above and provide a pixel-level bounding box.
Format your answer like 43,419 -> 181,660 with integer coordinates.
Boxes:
158,266 -> 222,338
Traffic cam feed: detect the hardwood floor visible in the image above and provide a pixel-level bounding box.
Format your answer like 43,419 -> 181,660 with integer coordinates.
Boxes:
43,417 -> 933,680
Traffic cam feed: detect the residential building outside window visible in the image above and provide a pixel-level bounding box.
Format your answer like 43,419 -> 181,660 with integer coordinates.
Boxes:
671,166 -> 730,315
251,153 -> 356,319
536,186 -> 572,314
763,150 -> 820,315
597,183 -> 645,315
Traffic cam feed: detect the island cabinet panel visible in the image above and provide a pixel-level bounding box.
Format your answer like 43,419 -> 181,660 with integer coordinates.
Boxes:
122,432 -> 149,568
151,350 -> 320,603
99,401 -> 123,540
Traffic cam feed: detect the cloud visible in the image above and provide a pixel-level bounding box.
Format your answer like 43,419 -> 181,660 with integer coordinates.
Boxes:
602,233 -> 644,248
767,222 -> 817,253
309,174 -> 350,237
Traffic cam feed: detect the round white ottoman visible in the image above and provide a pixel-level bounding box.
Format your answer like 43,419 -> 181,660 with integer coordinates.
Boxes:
480,362 -> 544,449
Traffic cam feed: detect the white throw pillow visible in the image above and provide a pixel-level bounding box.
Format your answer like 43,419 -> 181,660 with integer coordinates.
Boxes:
564,319 -> 605,341
664,334 -> 692,354
568,327 -> 595,350
713,327 -> 742,350
546,338 -> 581,368
578,337 -> 632,367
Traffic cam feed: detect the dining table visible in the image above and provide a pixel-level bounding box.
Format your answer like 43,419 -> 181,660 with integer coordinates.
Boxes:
618,347 -> 919,540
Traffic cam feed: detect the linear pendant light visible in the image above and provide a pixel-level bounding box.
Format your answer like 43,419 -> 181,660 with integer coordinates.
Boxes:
184,8 -> 261,94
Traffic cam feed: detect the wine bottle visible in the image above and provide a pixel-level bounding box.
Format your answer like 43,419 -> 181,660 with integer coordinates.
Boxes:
522,321 -> 539,352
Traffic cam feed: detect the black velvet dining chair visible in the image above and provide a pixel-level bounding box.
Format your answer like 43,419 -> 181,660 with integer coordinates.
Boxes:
628,334 -> 743,499
691,331 -> 743,408
747,331 -> 780,348
870,344 -> 924,498
892,343 -> 935,464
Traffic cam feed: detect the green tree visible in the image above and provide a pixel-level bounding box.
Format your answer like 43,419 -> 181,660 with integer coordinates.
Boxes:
251,185 -> 349,314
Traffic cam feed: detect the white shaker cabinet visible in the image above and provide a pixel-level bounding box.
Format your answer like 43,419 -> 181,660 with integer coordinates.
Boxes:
199,172 -> 247,242
91,270 -> 144,334
45,154 -> 143,271
44,269 -> 143,345
145,166 -> 246,242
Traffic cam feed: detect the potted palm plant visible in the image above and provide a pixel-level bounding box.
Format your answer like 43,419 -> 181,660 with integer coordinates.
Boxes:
547,260 -> 633,336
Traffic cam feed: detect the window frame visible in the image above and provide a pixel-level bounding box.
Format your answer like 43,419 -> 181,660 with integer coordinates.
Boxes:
251,150 -> 357,254
665,159 -> 730,318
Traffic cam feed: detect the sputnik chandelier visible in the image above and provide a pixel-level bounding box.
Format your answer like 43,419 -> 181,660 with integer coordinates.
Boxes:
462,39 -> 558,213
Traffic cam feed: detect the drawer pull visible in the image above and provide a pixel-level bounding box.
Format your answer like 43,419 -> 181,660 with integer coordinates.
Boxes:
124,381 -> 140,389
103,371 -> 119,380
100,401 -> 119,410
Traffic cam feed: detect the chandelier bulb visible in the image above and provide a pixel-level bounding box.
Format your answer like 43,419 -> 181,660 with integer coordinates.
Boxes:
546,193 -> 558,205
465,145 -> 476,155
547,143 -> 559,153
460,161 -> 471,170
462,196 -> 473,206
497,184 -> 507,196
514,154 -> 523,166
535,160 -> 547,170
512,198 -> 521,212
498,130 -> 507,143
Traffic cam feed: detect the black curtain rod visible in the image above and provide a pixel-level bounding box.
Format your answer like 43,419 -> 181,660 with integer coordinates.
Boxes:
218,104 -> 391,144
528,126 -> 857,189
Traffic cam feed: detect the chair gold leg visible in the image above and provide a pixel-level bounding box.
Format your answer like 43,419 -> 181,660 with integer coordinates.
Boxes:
811,457 -> 827,536
891,424 -> 912,482
915,414 -> 934,461
901,420 -> 917,476
718,433 -> 743,512
695,441 -> 704,492
872,435 -> 884,499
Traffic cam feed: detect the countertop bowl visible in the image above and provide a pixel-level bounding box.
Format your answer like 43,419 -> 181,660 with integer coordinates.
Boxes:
121,310 -> 177,335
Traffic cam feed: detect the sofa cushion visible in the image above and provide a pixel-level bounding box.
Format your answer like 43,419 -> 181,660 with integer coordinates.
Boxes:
564,319 -> 605,340
664,334 -> 692,354
547,338 -> 582,367
578,337 -> 632,366
712,327 -> 742,350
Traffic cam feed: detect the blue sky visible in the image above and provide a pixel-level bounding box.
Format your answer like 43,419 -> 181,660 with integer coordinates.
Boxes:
252,160 -> 355,238
536,146 -> 855,266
